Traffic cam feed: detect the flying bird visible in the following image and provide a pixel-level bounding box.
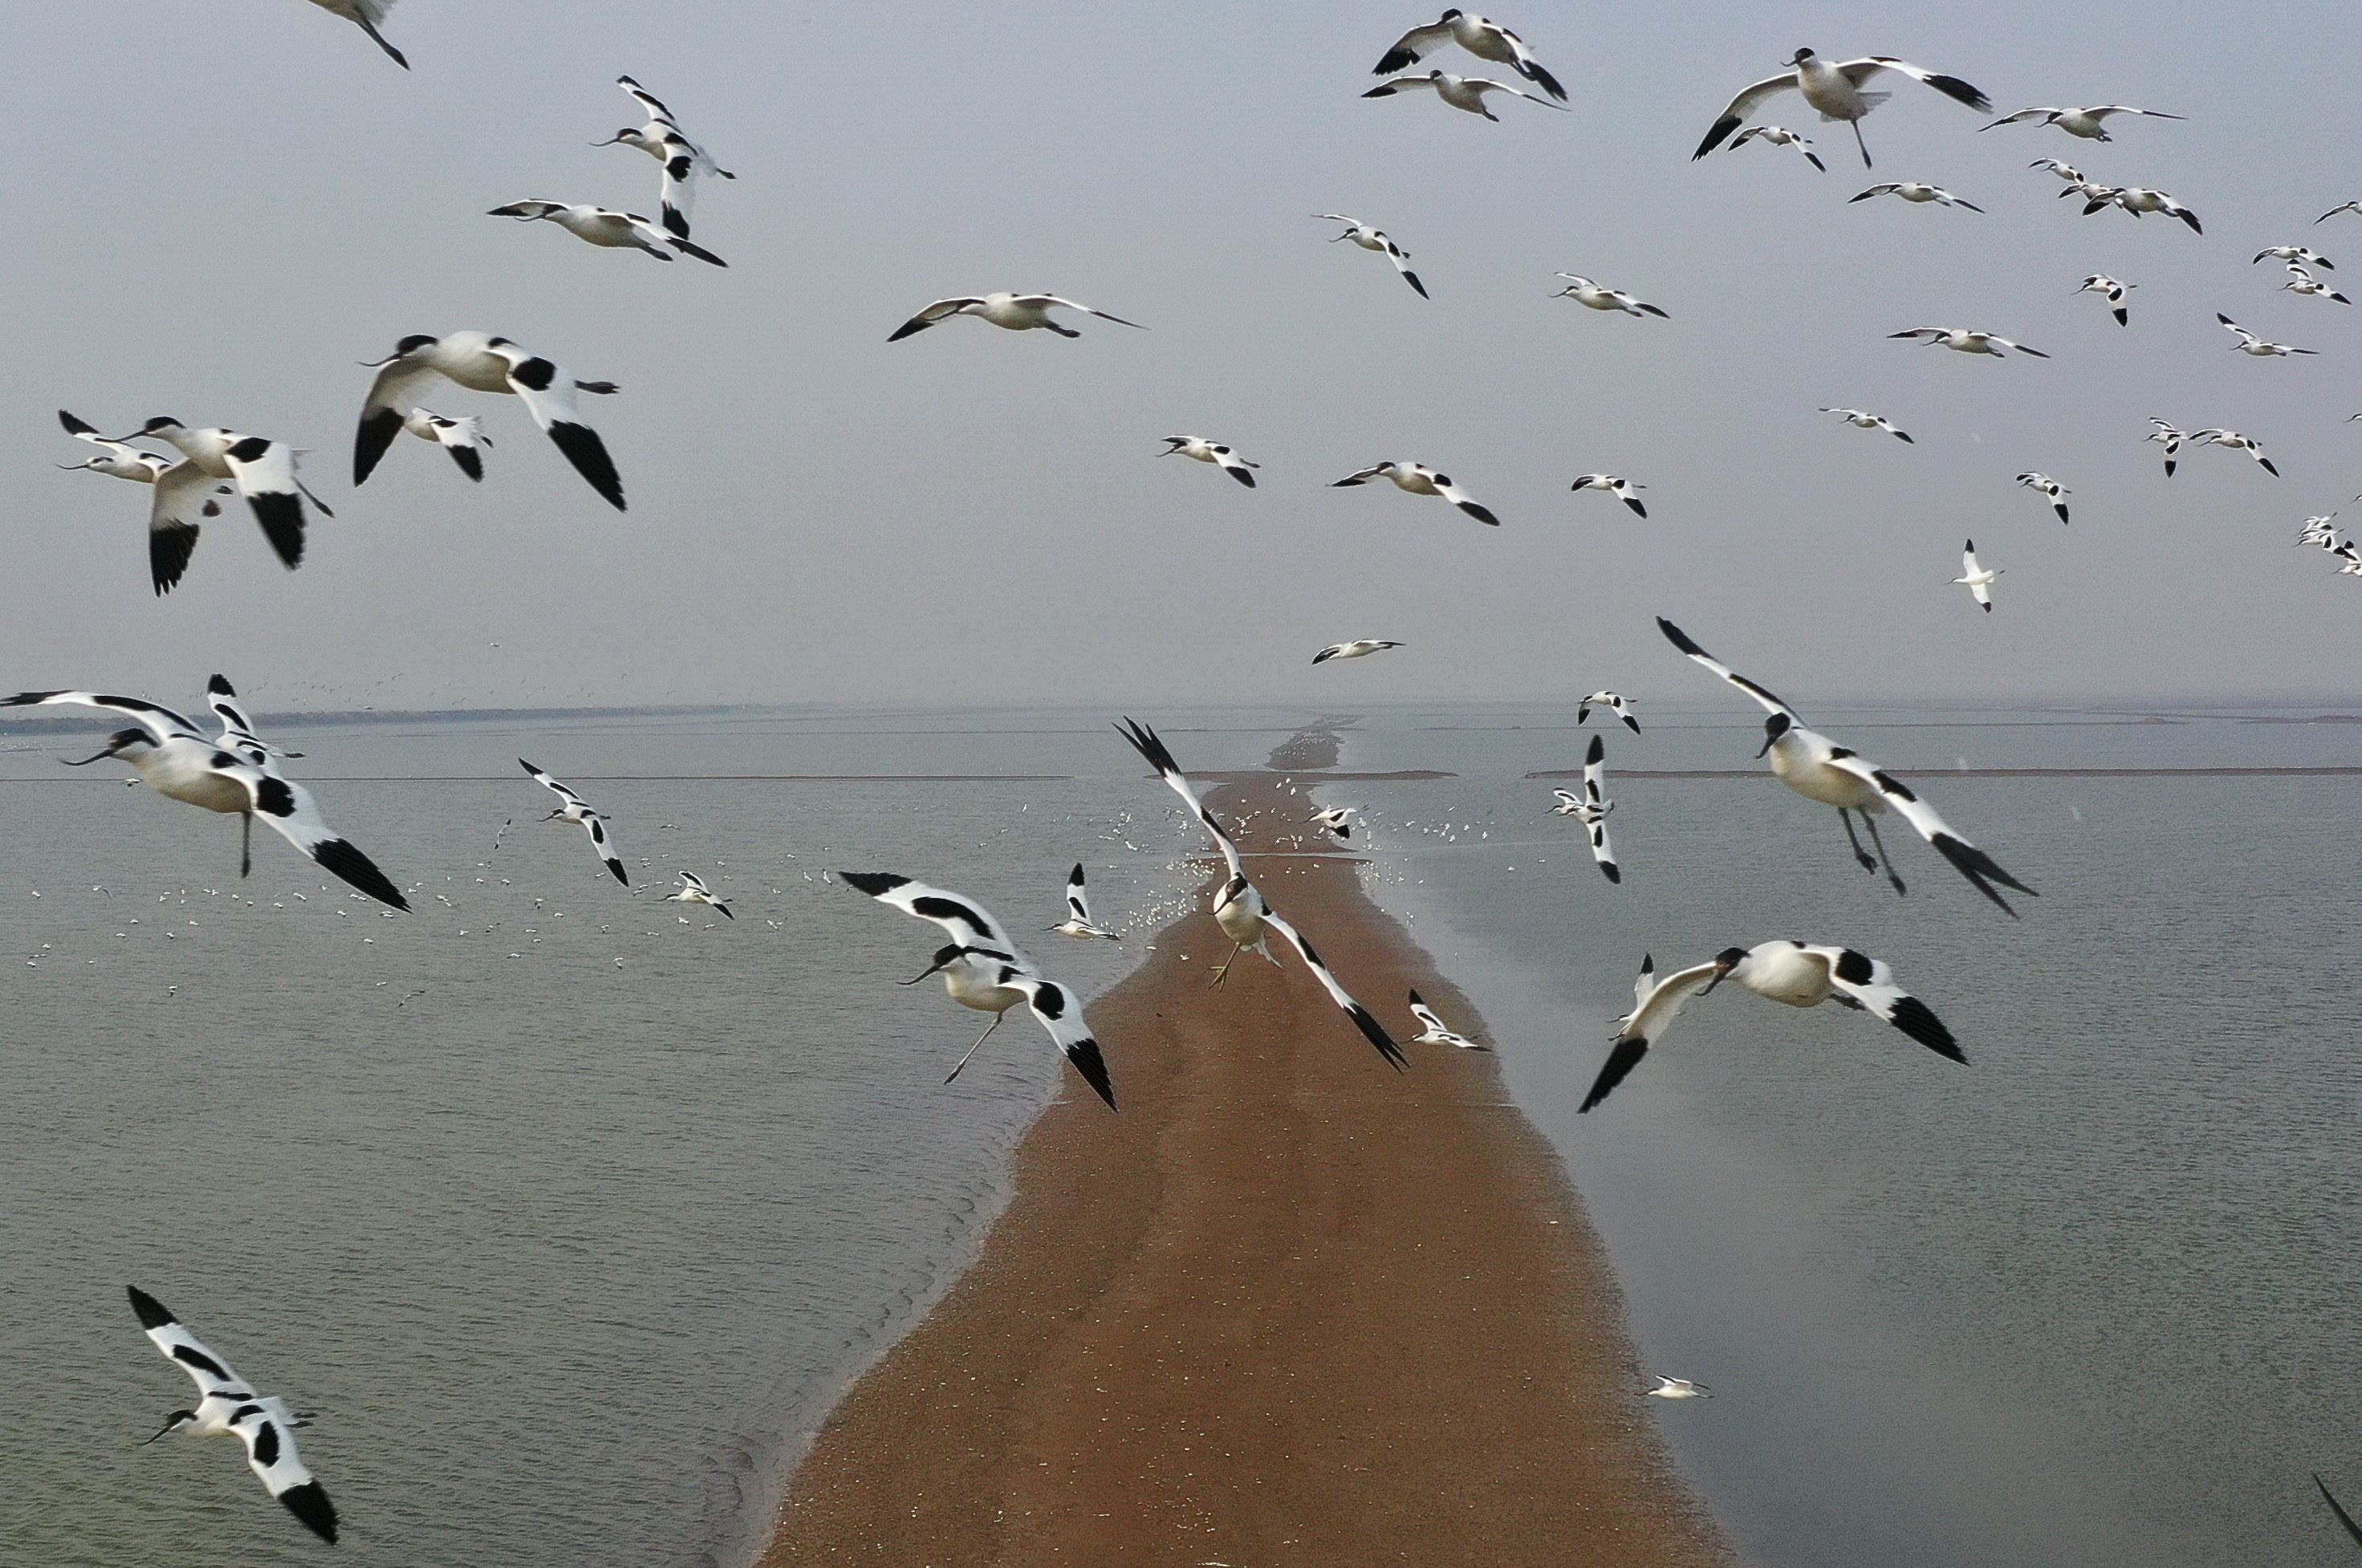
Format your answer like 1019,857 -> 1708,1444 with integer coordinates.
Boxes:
1579,940 -> 1962,1112
2086,186 -> 2201,232
1050,863 -> 1120,940
1571,733 -> 1619,882
518,760 -> 628,884
1408,989 -> 1486,1049
103,417 -> 330,581
2014,472 -> 2070,524
56,410 -> 231,594
1552,274 -> 1668,317
396,408 -> 490,481
1819,407 -> 1913,441
2075,274 -> 2134,326
2027,158 -> 2084,181
1849,181 -> 1982,210
2218,314 -> 2316,355
2283,264 -> 2353,303
2254,245 -> 2334,270
1371,12 -> 1566,100
1692,48 -> 1992,169
1890,327 -> 2049,358
596,75 -> 735,239
2317,201 -> 2362,225
662,870 -> 732,917
1312,806 -> 1355,839
487,201 -> 728,266
1647,1376 -> 1713,1399
1160,436 -> 1260,487
1570,473 -> 1649,516
2146,417 -> 2186,477
1953,539 -> 2001,611
1363,69 -> 1568,120
888,294 -> 1145,341
2,686 -> 406,907
1332,461 -> 1499,525
355,331 -> 625,509
127,1286 -> 339,1543
2189,428 -> 2279,475
1578,690 -> 1640,733
304,0 -> 404,67
1978,104 -> 2183,140
1314,640 -> 1405,664
1729,124 -> 1825,170
1313,214 -> 1428,297
1655,618 -> 2035,912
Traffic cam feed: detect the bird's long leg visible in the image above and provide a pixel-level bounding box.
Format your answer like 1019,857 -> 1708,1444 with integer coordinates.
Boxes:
240,811 -> 253,878
1858,810 -> 1909,896
943,1011 -> 1005,1084
1850,117 -> 1872,168
1209,940 -> 1243,989
1837,808 -> 1879,873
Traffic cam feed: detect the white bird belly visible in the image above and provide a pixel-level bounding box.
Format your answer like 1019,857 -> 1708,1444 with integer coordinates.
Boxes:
140,747 -> 250,814
1738,946 -> 1833,1007
1214,894 -> 1264,949
942,963 -> 1022,1014
1768,742 -> 1880,809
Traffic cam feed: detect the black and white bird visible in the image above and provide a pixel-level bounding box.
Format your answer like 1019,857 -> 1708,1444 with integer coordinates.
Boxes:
1979,104 -> 2183,140
305,0 -> 404,67
128,1286 -> 338,1544
2,686 -> 406,907
1314,640 -> 1405,664
1362,69 -> 1567,120
2146,417 -> 2186,476
1312,805 -> 1355,840
1050,863 -> 1120,940
1647,1376 -> 1712,1399
518,760 -> 628,885
1552,274 -> 1668,317
1578,690 -> 1640,733
1371,12 -> 1566,100
487,201 -> 728,266
1820,406 -> 1914,441
662,870 -> 732,917
1570,473 -> 1649,516
595,76 -> 734,239
1160,436 -> 1260,487
2317,201 -> 2362,225
1849,181 -> 1982,210
888,294 -> 1145,341
2014,471 -> 2071,524
2254,245 -> 2334,270
1116,720 -> 1405,1068
2283,264 -> 2353,304
2028,158 -> 2084,181
1953,539 -> 2001,612
397,408 -> 490,481
204,675 -> 304,766
1407,989 -> 1486,1049
2218,314 -> 2315,356
1890,327 -> 2049,358
103,417 -> 330,582
1570,733 -> 1620,883
2076,274 -> 2135,326
355,331 -> 625,510
2086,186 -> 2201,232
2189,428 -> 2279,475
1314,214 -> 1428,298
1656,618 -> 2035,913
1579,940 -> 1963,1113
1729,124 -> 1825,170
1332,461 -> 1499,525
837,871 -> 1115,1108
1692,49 -> 1992,169
57,411 -> 232,594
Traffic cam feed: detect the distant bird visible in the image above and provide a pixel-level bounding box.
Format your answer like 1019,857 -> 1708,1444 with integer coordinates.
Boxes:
1953,539 -> 2001,612
56,411 -> 231,594
1691,49 -> 1992,169
205,674 -> 304,766
1363,69 -> 1568,120
1820,406 -> 1913,441
1050,863 -> 1120,940
1729,124 -> 1825,170
2087,186 -> 2201,232
1849,181 -> 1982,211
2015,471 -> 2071,524
1314,640 -> 1405,664
487,201 -> 728,266
2218,314 -> 2316,356
57,410 -> 207,488
2297,514 -> 2342,547
2146,417 -> 2186,477
1332,461 -> 1499,526
1579,940 -> 1963,1112
1891,327 -> 2049,358
2,688 -> 406,907
104,416 -> 329,580
836,871 -> 1115,1109
1408,989 -> 1486,1049
518,759 -> 627,885
2315,1473 -> 2362,1548
1313,214 -> 1427,297
1569,473 -> 1649,516
888,294 -> 1145,341
2059,177 -> 2120,205
398,408 -> 490,481
2283,264 -> 2353,304
1578,690 -> 1640,733
2027,158 -> 2084,181
355,331 -> 626,510
1647,1376 -> 1712,1399
662,870 -> 732,917
2317,201 -> 2362,225
1312,806 -> 1355,839
1552,274 -> 1668,317
1571,733 -> 1619,882
2255,245 -> 2334,270
305,0 -> 404,67
127,1286 -> 338,1544
2075,274 -> 2134,325
1371,12 -> 1566,100
596,75 -> 734,239
1979,104 -> 2183,140
2189,428 -> 2279,475
1116,719 -> 1405,1068
1657,618 -> 2035,912
1160,436 -> 1260,487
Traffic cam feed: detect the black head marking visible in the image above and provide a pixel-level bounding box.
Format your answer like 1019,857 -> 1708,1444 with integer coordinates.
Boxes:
1764,713 -> 1791,738
393,334 -> 437,355
1714,946 -> 1749,966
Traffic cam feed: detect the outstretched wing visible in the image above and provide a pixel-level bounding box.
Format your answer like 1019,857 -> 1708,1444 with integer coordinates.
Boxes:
233,761 -> 411,908
1580,959 -> 1725,1111
1581,735 -> 1620,883
997,969 -> 1116,1110
227,1403 -> 338,1543
0,690 -> 205,745
1818,750 -> 2033,915
1407,989 -> 1450,1036
1023,295 -> 1148,330
488,343 -> 625,510
2316,1473 -> 2362,1548
1115,718 -> 1246,885
519,759 -> 592,811
218,437 -> 308,571
147,461 -> 212,595
888,298 -> 986,341
616,74 -> 680,126
1331,465 -> 1389,486
1258,905 -> 1405,1070
837,871 -> 1019,958
1693,69 -> 1801,158
128,1286 -> 253,1400
1801,944 -> 1964,1062
1063,863 -> 1094,925
1372,20 -> 1453,75
354,355 -> 441,485
1655,618 -> 1799,719
1840,58 -> 1993,113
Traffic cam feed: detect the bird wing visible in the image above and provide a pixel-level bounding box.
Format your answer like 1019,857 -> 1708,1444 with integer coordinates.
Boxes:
1840,58 -> 1993,112
1582,733 -> 1609,805
1023,295 -> 1148,329
147,461 -> 213,595
1365,73 -> 1445,96
0,689 -> 205,745
1979,108 -> 2060,128
995,970 -> 1116,1110
419,409 -> 489,481
1853,183 -> 1902,198
1962,545 -> 1982,577
128,1286 -> 253,1399
1654,618 -> 1799,720
679,871 -> 712,896
2088,105 -> 2181,119
575,813 -> 626,884
1797,945 -> 1963,1062
1693,69 -> 1800,158
888,298 -> 985,341
837,871 -> 1021,959
1580,959 -> 1726,1111
1406,989 -> 1451,1035
1552,788 -> 1583,810
1313,644 -> 1345,664
488,343 -> 626,510
1817,750 -> 2033,914
228,758 -> 411,908
520,759 -> 593,812
227,1403 -> 337,1542
1470,77 -> 1568,108
217,437 -> 308,571
1116,718 -> 1246,885
1372,20 -> 1453,74
354,355 -> 441,484
1257,905 -> 1407,1070
1431,477 -> 1500,525
616,74 -> 681,125
1488,24 -> 1564,99
205,675 -> 274,765
1331,465 -> 1388,486
1064,862 -> 1093,924
59,409 -> 146,461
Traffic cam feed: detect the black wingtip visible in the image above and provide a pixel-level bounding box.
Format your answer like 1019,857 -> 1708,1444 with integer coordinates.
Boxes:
1458,501 -> 1501,526
607,859 -> 629,887
1693,116 -> 1741,160
545,421 -> 626,510
1925,74 -> 1992,113
1372,48 -> 1417,75
836,870 -> 909,898
1526,62 -> 1567,101
1884,995 -> 1964,1062
1348,1002 -> 1409,1072
1598,862 -> 1622,884
278,1480 -> 339,1544
353,406 -> 402,487
1405,271 -> 1429,299
1656,616 -> 1704,656
450,445 -> 485,482
1230,466 -> 1255,487
1930,832 -> 2035,916
1067,1038 -> 1118,1110
311,839 -> 409,910
248,494 -> 307,570
1114,717 -> 1179,778
1579,1037 -> 1648,1112
1585,733 -> 1605,765
127,1285 -> 176,1328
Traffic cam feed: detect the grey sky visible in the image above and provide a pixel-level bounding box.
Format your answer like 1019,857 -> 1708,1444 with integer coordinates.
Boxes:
6,0 -> 2360,716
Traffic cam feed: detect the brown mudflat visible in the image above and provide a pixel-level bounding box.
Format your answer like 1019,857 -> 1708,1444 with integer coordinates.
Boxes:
764,754 -> 1729,1568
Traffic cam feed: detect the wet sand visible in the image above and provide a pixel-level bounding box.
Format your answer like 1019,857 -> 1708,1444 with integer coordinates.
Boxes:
764,736 -> 1730,1566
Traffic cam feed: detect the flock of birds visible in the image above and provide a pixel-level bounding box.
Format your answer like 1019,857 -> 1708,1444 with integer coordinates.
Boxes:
22,2 -> 2362,1550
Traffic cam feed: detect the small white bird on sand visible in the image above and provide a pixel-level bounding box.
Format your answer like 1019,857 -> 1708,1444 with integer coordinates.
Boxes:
1371,12 -> 1566,100
1050,862 -> 1120,940
662,870 -> 732,917
2075,274 -> 2135,326
1692,48 -> 1992,169
1364,68 -> 1568,120
305,0 -> 404,67
1850,181 -> 1982,210
2218,314 -> 2316,356
2086,186 -> 2201,232
2283,264 -> 2353,304
1312,805 -> 1356,840
888,294 -> 1145,341
1332,461 -> 1499,526
2014,472 -> 2070,524
1314,214 -> 1428,298
518,760 -> 628,885
1729,124 -> 1825,170
1314,640 -> 1405,664
128,1286 -> 339,1543
1979,104 -> 2183,140
1953,539 -> 2001,611
2189,428 -> 2279,475
1579,940 -> 1963,1112
1648,1376 -> 1713,1399
1571,733 -> 1620,883
1891,327 -> 2049,358
2317,201 -> 2362,225
488,201 -> 728,266
2255,246 -> 2334,270
1161,436 -> 1260,487
1552,274 -> 1668,317
1579,690 -> 1640,733
1570,473 -> 1649,517
1820,407 -> 1914,441
1408,989 -> 1486,1049
356,331 -> 625,509
595,76 -> 734,239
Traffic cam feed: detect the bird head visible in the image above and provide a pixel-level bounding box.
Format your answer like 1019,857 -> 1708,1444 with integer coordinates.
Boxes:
108,416 -> 183,442
61,729 -> 148,767
1787,47 -> 1817,64
1755,713 -> 1792,758
360,335 -> 439,368
1699,949 -> 1749,994
142,1410 -> 197,1444
898,944 -> 967,985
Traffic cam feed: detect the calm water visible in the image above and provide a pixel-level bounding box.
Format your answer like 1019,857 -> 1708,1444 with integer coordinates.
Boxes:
3,700 -> 2358,1565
